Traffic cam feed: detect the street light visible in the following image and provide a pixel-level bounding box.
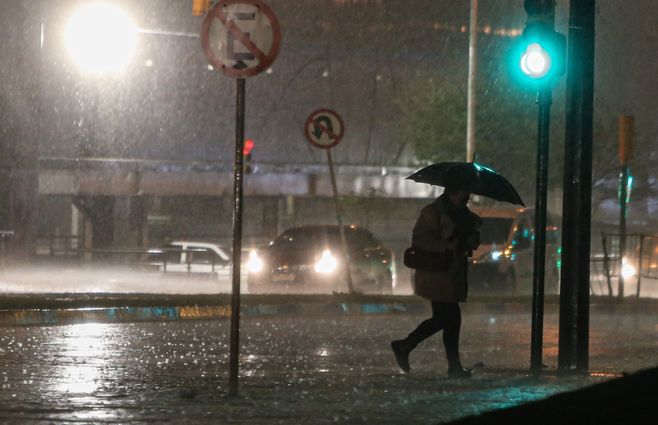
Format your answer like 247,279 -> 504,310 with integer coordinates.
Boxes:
65,2 -> 137,75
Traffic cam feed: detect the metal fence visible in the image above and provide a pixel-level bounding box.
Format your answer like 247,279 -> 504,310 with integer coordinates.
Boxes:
592,233 -> 658,297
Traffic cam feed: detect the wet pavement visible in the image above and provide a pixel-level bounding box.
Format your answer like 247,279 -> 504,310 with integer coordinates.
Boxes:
0,304 -> 656,424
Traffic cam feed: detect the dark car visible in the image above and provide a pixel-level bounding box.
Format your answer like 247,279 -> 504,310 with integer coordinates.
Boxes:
246,225 -> 396,293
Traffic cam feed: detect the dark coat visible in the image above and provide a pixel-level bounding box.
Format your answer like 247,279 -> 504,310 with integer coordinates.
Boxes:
412,196 -> 481,302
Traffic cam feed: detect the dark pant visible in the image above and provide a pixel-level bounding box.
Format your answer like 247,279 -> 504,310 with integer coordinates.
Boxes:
405,302 -> 462,367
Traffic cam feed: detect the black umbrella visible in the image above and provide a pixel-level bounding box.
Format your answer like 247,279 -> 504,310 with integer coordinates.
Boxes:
407,162 -> 525,206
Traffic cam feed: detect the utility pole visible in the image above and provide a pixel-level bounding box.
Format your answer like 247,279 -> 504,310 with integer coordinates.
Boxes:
558,0 -> 596,374
466,0 -> 478,162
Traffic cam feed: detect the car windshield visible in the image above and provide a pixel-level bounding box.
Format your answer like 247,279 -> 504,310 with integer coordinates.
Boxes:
271,227 -> 378,250
479,218 -> 514,245
272,228 -> 340,249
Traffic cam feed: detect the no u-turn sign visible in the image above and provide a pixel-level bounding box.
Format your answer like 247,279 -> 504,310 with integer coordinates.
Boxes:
304,109 -> 345,150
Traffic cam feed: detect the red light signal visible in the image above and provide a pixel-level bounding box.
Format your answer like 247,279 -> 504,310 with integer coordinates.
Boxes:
243,138 -> 254,156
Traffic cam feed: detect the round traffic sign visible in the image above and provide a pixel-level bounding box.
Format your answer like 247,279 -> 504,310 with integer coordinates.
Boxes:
304,109 -> 345,150
201,0 -> 281,78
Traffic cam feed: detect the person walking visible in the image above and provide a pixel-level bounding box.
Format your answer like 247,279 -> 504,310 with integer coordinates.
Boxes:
391,187 -> 481,378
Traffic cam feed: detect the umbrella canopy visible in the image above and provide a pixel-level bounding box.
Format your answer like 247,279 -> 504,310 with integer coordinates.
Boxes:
407,162 -> 525,206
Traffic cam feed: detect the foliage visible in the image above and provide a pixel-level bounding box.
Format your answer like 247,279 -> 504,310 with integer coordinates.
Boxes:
399,67 -> 559,199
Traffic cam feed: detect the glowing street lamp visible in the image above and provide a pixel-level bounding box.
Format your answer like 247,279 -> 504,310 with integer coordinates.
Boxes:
65,3 -> 137,75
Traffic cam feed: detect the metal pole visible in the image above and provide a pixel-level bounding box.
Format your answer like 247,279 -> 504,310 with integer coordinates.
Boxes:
601,233 -> 613,297
557,0 -> 595,374
636,235 -> 644,298
466,0 -> 478,162
530,88 -> 551,374
618,165 -> 628,298
326,150 -> 355,293
557,1 -> 582,371
229,77 -> 246,396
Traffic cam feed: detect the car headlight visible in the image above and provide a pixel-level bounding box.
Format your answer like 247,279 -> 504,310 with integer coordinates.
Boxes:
475,250 -> 503,264
314,249 -> 338,274
246,251 -> 264,273
621,257 -> 636,279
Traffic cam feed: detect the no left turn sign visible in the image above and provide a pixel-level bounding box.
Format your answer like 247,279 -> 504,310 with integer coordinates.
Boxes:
201,0 -> 281,78
304,109 -> 345,150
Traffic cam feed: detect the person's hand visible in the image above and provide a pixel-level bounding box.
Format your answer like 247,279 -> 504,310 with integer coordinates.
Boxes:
467,232 -> 480,250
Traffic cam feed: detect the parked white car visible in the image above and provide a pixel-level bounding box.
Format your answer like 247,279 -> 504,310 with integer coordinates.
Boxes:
146,241 -> 231,280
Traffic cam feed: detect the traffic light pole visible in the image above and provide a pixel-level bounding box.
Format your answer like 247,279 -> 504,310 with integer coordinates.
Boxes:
530,88 -> 551,374
229,77 -> 246,396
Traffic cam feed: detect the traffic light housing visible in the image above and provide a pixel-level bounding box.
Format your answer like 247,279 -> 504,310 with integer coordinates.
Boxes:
511,23 -> 566,87
243,138 -> 254,174
192,0 -> 211,17
511,1 -> 565,88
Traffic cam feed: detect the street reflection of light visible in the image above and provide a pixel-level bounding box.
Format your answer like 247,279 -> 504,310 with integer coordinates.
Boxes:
55,323 -> 110,394
65,3 -> 137,75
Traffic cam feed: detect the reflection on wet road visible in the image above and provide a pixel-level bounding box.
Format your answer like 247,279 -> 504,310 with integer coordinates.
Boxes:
0,310 -> 655,423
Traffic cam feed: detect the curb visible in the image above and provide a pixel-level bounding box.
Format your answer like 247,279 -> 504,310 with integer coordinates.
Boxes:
0,302 -> 427,327
0,294 -> 655,327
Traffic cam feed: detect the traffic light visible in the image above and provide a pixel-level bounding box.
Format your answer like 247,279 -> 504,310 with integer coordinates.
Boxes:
192,0 -> 211,17
510,0 -> 566,88
243,138 -> 254,174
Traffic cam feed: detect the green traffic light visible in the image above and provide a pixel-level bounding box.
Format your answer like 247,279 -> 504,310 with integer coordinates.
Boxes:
509,24 -> 566,88
520,43 -> 552,78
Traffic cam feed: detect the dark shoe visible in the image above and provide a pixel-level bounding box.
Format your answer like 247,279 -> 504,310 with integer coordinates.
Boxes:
447,367 -> 472,379
391,340 -> 411,373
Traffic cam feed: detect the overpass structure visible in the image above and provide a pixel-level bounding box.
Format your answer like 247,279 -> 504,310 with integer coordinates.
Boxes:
38,157 -> 438,199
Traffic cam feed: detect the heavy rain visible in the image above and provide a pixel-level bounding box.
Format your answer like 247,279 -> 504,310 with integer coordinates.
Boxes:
0,0 -> 657,423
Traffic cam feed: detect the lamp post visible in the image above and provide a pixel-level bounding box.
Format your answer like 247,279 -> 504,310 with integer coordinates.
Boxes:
63,2 -> 137,252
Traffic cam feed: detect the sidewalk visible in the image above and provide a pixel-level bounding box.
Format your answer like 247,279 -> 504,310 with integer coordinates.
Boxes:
0,295 -> 655,424
449,367 -> 657,424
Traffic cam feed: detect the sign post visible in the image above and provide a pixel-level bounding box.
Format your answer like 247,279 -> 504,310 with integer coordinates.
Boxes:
617,115 -> 634,298
201,0 -> 281,396
304,109 -> 354,294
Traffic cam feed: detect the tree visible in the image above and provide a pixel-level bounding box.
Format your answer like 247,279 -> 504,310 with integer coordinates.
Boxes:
398,67 -> 560,201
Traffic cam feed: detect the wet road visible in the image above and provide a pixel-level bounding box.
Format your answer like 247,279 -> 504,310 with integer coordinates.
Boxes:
3,263 -> 658,298
0,308 -> 656,424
